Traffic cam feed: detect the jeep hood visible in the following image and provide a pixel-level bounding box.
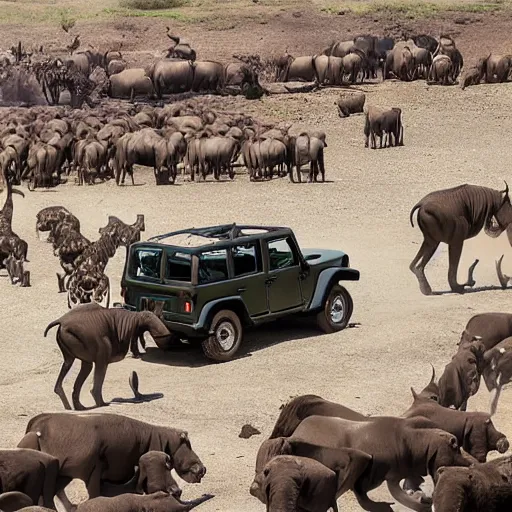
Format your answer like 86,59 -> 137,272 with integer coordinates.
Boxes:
301,248 -> 349,267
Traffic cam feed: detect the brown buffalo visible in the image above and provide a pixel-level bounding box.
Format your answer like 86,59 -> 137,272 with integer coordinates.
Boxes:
17,413 -> 206,503
251,438 -> 372,504
291,415 -> 471,512
270,394 -> 367,439
403,387 -> 509,462
433,455 -> 512,511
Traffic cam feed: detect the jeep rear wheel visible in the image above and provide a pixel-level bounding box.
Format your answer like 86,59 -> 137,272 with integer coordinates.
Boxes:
316,285 -> 353,334
202,310 -> 243,362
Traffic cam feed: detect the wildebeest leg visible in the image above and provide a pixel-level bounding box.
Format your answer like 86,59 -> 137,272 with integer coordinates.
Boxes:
72,361 -> 93,410
490,374 -> 502,416
387,479 -> 431,512
54,349 -> 74,410
57,273 -> 67,293
448,240 -> 477,293
86,464 -> 103,500
354,483 -> 394,512
91,344 -> 110,408
409,240 -> 439,295
130,334 -> 143,358
21,270 -> 30,287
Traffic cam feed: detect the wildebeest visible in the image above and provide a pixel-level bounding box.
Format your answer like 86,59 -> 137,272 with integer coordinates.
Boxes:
364,106 -> 403,149
409,183 -> 512,295
44,303 -> 172,410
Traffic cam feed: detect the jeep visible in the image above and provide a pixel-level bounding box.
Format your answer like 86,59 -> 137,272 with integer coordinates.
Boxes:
119,224 -> 359,362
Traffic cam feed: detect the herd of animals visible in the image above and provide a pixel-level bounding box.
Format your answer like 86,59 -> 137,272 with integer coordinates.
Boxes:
2,312 -> 512,512
2,24 -> 512,512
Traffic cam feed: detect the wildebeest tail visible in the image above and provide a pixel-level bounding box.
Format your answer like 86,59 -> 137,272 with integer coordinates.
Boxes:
410,202 -> 422,228
180,493 -> 215,510
44,320 -> 61,337
270,394 -> 324,438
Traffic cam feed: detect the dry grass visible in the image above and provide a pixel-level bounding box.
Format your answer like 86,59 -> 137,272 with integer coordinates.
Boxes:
1,0 -> 509,25
319,0 -> 506,17
119,0 -> 186,8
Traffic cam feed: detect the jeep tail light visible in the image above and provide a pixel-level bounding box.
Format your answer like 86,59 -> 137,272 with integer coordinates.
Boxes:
184,300 -> 193,314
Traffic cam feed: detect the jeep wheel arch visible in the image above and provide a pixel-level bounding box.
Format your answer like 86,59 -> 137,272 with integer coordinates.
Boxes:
199,297 -> 251,332
307,268 -> 360,312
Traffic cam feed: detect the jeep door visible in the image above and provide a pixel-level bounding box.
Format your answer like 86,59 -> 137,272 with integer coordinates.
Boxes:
265,237 -> 303,312
230,242 -> 267,317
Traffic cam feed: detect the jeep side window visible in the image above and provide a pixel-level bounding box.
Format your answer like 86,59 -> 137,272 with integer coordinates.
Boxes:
268,238 -> 298,271
130,249 -> 162,280
166,251 -> 192,282
198,249 -> 228,284
232,243 -> 261,277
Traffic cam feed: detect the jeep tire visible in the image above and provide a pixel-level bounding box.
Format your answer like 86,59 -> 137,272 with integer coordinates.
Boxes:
202,309 -> 243,362
316,284 -> 353,334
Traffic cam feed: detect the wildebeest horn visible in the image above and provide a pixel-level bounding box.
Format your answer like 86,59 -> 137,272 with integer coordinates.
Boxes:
502,181 -> 509,197
12,188 -> 24,197
429,364 -> 436,384
496,254 -> 510,289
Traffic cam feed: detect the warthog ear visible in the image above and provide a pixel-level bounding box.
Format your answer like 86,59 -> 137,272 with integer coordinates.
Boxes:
411,387 -> 418,399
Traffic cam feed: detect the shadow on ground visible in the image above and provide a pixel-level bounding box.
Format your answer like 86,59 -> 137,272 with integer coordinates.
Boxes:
141,318 -> 360,368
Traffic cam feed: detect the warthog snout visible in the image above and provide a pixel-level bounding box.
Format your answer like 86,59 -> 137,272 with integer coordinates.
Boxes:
497,437 -> 509,454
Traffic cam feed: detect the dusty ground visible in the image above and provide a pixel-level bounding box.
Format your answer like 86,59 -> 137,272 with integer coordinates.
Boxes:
3,4 -> 512,512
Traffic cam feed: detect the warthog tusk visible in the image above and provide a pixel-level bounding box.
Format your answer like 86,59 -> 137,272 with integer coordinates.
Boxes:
496,254 -> 510,289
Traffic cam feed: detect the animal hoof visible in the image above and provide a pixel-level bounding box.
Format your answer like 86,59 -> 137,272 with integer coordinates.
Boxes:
419,285 -> 433,296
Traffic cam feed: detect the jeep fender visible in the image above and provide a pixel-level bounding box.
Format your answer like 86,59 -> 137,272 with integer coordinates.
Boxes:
196,296 -> 250,332
307,268 -> 360,311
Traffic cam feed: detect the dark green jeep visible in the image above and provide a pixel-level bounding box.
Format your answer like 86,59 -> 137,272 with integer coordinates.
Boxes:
119,224 -> 359,362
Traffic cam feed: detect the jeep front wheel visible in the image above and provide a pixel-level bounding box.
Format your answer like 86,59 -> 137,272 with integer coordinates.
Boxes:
316,285 -> 353,334
202,310 -> 243,362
